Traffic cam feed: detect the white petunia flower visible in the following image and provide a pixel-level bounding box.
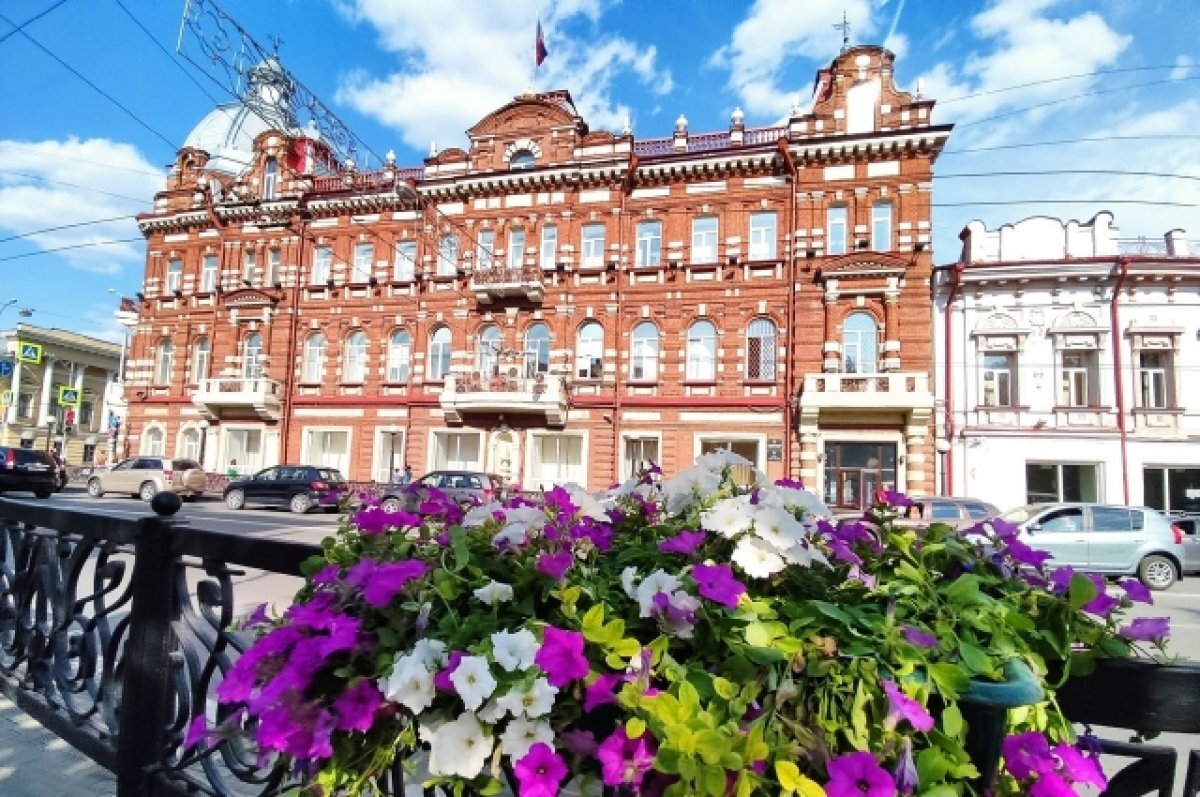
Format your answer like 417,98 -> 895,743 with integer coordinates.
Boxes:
621,566 -> 639,599
732,536 -> 787,579
409,638 -> 448,671
636,569 -> 681,617
499,718 -> 554,761
494,522 -> 531,548
490,628 -> 540,672
695,450 -> 753,472
427,712 -> 493,778
463,501 -> 503,527
378,655 -> 436,714
661,466 -> 722,515
780,541 -> 829,568
495,677 -> 558,718
562,483 -> 610,521
449,655 -> 497,712
752,505 -> 809,552
701,496 -> 756,539
477,698 -> 506,724
757,484 -> 832,518
474,580 -> 515,605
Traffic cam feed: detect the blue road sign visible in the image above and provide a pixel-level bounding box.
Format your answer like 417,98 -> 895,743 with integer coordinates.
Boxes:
0,359 -> 12,378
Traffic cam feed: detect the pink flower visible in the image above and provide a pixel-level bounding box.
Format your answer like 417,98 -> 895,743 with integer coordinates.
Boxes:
1002,731 -> 1055,780
658,530 -> 707,554
360,560 -> 429,607
882,680 -> 933,732
534,626 -> 590,687
1118,616 -> 1170,642
1051,742 -> 1106,790
332,679 -> 381,733
690,563 -> 746,609
536,550 -> 574,581
1118,578 -> 1153,604
513,743 -> 567,797
825,751 -> 896,797
901,625 -> 938,648
597,727 -> 656,788
584,672 -> 623,712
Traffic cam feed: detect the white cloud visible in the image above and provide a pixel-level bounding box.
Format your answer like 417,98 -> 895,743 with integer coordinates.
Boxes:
0,138 -> 160,275
333,0 -> 672,152
1170,55 -> 1193,81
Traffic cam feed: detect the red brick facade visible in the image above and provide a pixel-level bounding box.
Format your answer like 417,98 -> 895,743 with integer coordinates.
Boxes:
127,45 -> 950,509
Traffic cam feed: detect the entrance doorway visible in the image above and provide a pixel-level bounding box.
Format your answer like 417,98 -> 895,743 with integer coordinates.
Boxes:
823,441 -> 897,510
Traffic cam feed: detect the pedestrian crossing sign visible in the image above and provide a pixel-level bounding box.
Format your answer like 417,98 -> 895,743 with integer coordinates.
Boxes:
58,386 -> 81,407
0,391 -> 10,407
17,342 -> 41,364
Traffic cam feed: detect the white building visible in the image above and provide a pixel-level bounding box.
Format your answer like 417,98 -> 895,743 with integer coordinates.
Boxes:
933,212 -> 1200,512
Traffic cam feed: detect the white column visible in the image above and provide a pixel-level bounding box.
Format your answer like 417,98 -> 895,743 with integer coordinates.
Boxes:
6,356 -> 20,425
98,370 -> 113,435
38,358 -> 55,425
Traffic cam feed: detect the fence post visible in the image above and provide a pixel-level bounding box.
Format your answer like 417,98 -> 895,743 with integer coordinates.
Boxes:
116,495 -> 183,797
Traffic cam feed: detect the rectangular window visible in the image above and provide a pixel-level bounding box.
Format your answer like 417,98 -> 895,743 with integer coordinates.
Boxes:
635,221 -> 662,268
242,250 -> 256,282
374,429 -> 406,483
166,259 -> 182,294
80,401 -> 94,428
691,217 -> 718,264
1142,466 -> 1200,512
700,439 -> 760,488
17,393 -> 32,418
352,243 -> 373,283
1138,351 -> 1169,409
981,352 -> 1015,407
394,241 -> 417,281
530,433 -> 585,490
540,225 -> 558,270
827,206 -> 848,255
1025,462 -> 1100,503
267,248 -> 281,285
508,229 -> 526,270
748,212 -> 777,260
312,246 -> 332,284
224,428 -> 264,474
438,234 -> 459,276
871,203 -> 892,251
431,431 -> 482,471
201,255 -> 218,293
581,224 -> 605,269
1059,351 -> 1096,407
623,437 -> 660,480
82,444 -> 96,464
477,230 -> 495,270
304,429 -> 351,476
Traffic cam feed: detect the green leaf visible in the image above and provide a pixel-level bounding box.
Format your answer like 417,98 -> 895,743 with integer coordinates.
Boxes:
450,527 -> 470,571
700,764 -> 727,796
581,604 -> 606,633
679,681 -> 701,717
1068,572 -> 1098,610
744,646 -> 786,665
916,746 -> 951,783
694,730 -> 729,764
776,761 -> 825,796
713,677 -> 737,700
626,717 -> 646,739
928,662 -> 971,698
920,785 -> 958,797
745,621 -> 787,647
477,778 -> 505,795
958,641 -> 993,675
941,703 -> 963,738
944,574 -> 990,606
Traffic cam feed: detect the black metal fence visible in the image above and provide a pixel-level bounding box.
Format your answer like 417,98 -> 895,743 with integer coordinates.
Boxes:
0,496 -> 320,797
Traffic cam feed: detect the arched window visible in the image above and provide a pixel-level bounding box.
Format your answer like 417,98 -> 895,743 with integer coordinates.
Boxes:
243,332 -> 263,378
525,323 -> 551,377
477,325 -> 501,376
303,333 -> 326,383
387,329 -> 411,382
842,312 -> 878,375
575,321 -> 604,379
142,426 -> 164,456
343,331 -> 367,383
155,338 -> 174,385
631,322 -> 659,382
178,427 -> 201,460
191,336 -> 210,384
428,326 -> 452,380
262,156 -> 278,200
510,150 -> 535,170
686,320 -> 717,381
746,318 -> 777,381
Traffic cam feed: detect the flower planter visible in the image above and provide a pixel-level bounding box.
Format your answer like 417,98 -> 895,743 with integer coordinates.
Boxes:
960,659 -> 1046,790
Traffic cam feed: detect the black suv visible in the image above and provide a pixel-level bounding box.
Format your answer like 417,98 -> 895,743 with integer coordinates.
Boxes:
0,447 -> 58,498
223,465 -> 347,514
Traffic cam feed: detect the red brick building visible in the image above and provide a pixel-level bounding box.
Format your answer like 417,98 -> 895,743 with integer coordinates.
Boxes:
127,45 -> 950,508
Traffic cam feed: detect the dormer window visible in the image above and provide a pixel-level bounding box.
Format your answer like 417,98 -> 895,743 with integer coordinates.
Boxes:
262,156 -> 278,200
510,150 -> 536,170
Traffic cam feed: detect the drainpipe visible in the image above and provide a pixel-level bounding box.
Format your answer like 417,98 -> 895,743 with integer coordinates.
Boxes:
778,138 -> 799,479
1110,257 -> 1131,505
941,261 -> 964,496
278,212 -> 309,463
611,154 -> 637,484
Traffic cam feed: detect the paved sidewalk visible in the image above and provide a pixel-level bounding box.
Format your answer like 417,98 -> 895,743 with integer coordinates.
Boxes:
0,695 -> 116,797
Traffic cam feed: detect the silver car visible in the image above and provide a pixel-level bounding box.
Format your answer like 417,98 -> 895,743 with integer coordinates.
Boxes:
1001,503 -> 1187,591
86,456 -> 208,501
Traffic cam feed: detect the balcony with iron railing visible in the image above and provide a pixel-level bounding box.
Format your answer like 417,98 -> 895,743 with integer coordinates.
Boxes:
440,369 -> 568,426
799,372 -> 934,412
192,376 -> 283,421
469,264 -> 545,304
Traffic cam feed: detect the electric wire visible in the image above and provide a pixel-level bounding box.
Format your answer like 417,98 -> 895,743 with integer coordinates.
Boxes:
0,0 -> 68,46
937,64 -> 1194,105
0,237 -> 143,263
954,76 -> 1200,129
941,134 -> 1200,157
0,170 -> 151,204
0,215 -> 134,244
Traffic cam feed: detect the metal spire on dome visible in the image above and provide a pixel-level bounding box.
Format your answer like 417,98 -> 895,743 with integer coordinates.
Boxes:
834,11 -> 851,53
177,0 -> 372,167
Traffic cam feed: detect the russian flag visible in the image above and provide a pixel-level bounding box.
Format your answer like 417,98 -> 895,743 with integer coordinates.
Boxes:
535,18 -> 548,67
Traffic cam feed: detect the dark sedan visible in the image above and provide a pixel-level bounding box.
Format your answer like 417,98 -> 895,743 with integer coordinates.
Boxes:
223,465 -> 346,514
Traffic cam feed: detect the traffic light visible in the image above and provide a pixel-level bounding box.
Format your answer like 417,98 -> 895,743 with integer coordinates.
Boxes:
64,408 -> 76,427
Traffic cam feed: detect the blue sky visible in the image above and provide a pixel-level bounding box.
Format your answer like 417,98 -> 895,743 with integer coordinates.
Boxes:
0,0 -> 1197,341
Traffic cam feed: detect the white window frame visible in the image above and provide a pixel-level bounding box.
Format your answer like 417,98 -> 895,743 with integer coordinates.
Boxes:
438,234 -> 459,276
242,249 -> 256,283
691,216 -> 718,264
428,327 -> 452,381
635,221 -> 662,268
1138,351 -> 1169,409
352,243 -> 374,283
301,426 -> 353,478
842,312 -> 878,374
477,230 -> 495,271
478,325 -> 501,376
686,320 -> 717,381
1059,350 -> 1097,407
262,156 -> 278,200
581,223 -> 605,269
267,248 -> 281,285
508,228 -> 526,270
311,245 -> 332,285
387,329 -> 411,382
243,333 -> 263,378
525,323 -> 551,376
428,429 -> 484,471
155,339 -> 174,385
981,352 -> 1015,407
178,426 -> 201,461
166,259 -> 182,294
871,202 -> 892,251
575,321 -> 604,380
201,254 -> 218,293
621,432 -> 663,480
343,331 -> 368,383
746,318 -> 777,381
141,425 -> 165,456
394,240 -> 417,281
630,322 -> 659,382
827,206 -> 848,256
302,333 -> 326,383
540,225 -> 558,270
527,431 -> 588,490
373,427 -> 406,483
749,212 -> 777,260
191,337 -> 211,384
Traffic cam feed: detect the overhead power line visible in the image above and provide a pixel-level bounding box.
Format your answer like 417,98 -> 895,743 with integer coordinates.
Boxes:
935,169 -> 1200,184
938,64 -> 1193,105
955,76 -> 1200,129
0,237 -> 144,263
0,0 -> 67,46
942,134 -> 1200,156
0,215 -> 136,245
0,170 -> 151,204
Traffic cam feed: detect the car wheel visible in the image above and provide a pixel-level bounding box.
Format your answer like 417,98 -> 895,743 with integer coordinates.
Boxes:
289,493 -> 313,514
86,478 -> 104,498
34,488 -> 52,499
224,489 -> 245,510
380,496 -> 403,513
1138,554 -> 1178,591
139,481 -> 158,501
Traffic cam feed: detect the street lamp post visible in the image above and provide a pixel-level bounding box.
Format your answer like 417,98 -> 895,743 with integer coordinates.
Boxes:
199,419 -> 210,468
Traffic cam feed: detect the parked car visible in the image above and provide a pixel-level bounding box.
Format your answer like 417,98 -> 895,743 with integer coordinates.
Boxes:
1000,503 -> 1187,590
905,496 -> 1001,529
0,447 -> 58,498
223,465 -> 346,514
86,456 -> 207,501
379,470 -> 507,513
1165,512 -> 1200,575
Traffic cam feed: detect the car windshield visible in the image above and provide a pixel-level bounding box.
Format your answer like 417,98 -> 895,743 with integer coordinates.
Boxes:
1002,504 -> 1044,523
319,469 -> 345,483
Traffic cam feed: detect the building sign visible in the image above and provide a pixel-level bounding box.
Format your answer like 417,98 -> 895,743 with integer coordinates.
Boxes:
767,438 -> 784,462
0,390 -> 10,407
58,386 -> 81,407
0,359 -> 12,378
17,342 -> 42,364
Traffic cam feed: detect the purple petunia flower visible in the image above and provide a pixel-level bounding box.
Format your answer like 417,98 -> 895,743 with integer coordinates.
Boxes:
894,737 -> 919,795
1118,616 -> 1171,642
825,751 -> 896,797
358,560 -> 429,607
243,603 -> 271,628
597,727 -> 656,788
1119,578 -> 1153,604
183,715 -> 208,751
1005,537 -> 1053,568
332,679 -> 381,733
434,650 -> 465,691
1002,731 -> 1055,780
536,550 -> 574,581
535,626 -> 590,687
317,615 -> 362,658
879,489 -> 914,508
1051,742 -> 1107,789
513,743 -> 568,797
882,680 -> 934,732
658,530 -> 707,555
1048,566 -> 1076,595
901,625 -> 938,648
775,477 -> 805,490
560,729 -> 598,757
690,563 -> 746,609
1083,590 -> 1120,618
311,564 -> 340,586
1029,770 -> 1078,797
584,672 -> 623,712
